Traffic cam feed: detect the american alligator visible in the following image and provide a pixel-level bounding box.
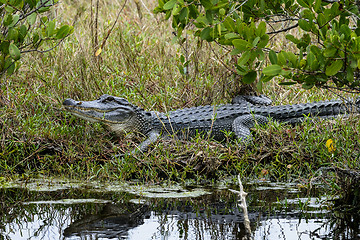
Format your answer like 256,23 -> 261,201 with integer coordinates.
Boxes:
63,94 -> 359,153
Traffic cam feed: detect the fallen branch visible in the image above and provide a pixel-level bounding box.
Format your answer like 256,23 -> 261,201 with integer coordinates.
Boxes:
229,174 -> 252,240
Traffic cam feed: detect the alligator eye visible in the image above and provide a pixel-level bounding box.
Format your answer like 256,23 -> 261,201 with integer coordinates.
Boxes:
102,96 -> 115,102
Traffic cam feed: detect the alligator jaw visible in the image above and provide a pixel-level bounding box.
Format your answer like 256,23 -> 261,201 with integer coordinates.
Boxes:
63,100 -> 121,123
65,109 -> 102,123
63,95 -> 140,134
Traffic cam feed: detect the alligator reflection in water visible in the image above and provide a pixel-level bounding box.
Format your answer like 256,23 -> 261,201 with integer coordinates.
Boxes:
0,180 -> 359,240
63,202 -> 148,238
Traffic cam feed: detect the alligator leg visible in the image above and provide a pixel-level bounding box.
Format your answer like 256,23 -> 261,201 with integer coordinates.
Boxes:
232,114 -> 269,142
133,131 -> 161,153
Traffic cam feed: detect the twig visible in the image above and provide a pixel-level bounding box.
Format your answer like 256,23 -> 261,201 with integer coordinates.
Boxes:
95,0 -> 99,48
266,23 -> 298,35
138,0 -> 154,17
20,36 -> 68,54
96,0 -> 128,55
229,174 -> 252,239
18,0 -> 56,21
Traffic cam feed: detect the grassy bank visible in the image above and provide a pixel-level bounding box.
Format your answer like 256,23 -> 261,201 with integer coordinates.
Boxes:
0,0 -> 359,184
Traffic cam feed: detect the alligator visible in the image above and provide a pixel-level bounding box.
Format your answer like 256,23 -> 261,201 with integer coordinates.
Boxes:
63,94 -> 359,153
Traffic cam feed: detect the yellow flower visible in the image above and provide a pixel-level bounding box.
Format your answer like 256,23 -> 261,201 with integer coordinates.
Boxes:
95,47 -> 102,56
326,139 -> 335,152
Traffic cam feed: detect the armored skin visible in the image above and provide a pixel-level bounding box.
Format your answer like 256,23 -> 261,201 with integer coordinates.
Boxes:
63,94 -> 359,153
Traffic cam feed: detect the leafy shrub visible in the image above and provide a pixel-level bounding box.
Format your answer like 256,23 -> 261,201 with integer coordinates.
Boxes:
0,0 -> 73,77
155,0 -> 360,92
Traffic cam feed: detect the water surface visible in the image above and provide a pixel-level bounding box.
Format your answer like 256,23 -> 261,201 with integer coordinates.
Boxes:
0,178 -> 357,239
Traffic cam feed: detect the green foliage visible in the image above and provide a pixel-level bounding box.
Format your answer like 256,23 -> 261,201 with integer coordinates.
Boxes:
155,0 -> 360,92
0,0 -> 73,77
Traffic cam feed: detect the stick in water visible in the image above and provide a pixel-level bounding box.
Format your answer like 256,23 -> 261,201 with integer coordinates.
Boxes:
229,174 -> 252,239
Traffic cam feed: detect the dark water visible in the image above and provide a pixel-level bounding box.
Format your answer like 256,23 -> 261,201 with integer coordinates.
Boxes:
0,178 -> 358,240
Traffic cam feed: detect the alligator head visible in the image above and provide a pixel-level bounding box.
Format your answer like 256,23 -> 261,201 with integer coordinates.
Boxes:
63,94 -> 144,135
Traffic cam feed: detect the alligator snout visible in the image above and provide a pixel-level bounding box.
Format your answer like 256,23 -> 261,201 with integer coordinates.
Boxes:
63,98 -> 79,106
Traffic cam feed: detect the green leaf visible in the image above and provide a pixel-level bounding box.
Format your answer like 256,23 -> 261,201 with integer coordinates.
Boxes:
8,14 -> 19,28
257,34 -> 269,48
188,4 -> 198,19
27,13 -> 37,25
195,16 -> 208,27
325,60 -> 343,76
285,34 -> 299,44
200,27 -> 212,41
307,52 -> 315,69
163,0 -> 176,10
301,9 -> 314,21
7,28 -> 18,41
6,60 -> 15,75
224,33 -> 239,40
46,20 -> 56,37
256,21 -> 266,36
26,0 -> 37,7
32,32 -> 39,44
56,25 -> 70,39
3,14 -> 13,26
297,0 -> 309,8
317,13 -> 326,27
287,52 -> 298,67
256,49 -> 265,61
340,24 -> 351,39
298,19 -> 311,31
211,1 -> 228,10
0,41 -> 10,55
277,51 -> 287,66
314,0 -> 321,12
200,0 -> 212,9
9,43 -> 20,61
238,51 -> 251,65
230,48 -> 241,55
242,71 -> 257,84
302,82 -> 314,89
310,45 -> 322,57
269,50 -> 277,64
38,6 -> 50,13
5,6 -> 15,13
347,68 -> 354,82
323,47 -> 337,57
330,2 -> 339,13
235,64 -> 248,75
263,65 -> 282,76
280,69 -> 291,77
19,25 -> 27,42
252,36 -> 260,47
13,0 -> 24,8
172,3 -> 182,15
178,7 -> 189,21
232,39 -> 250,51
205,10 -> 213,24
223,17 -> 235,32
260,75 -> 274,82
